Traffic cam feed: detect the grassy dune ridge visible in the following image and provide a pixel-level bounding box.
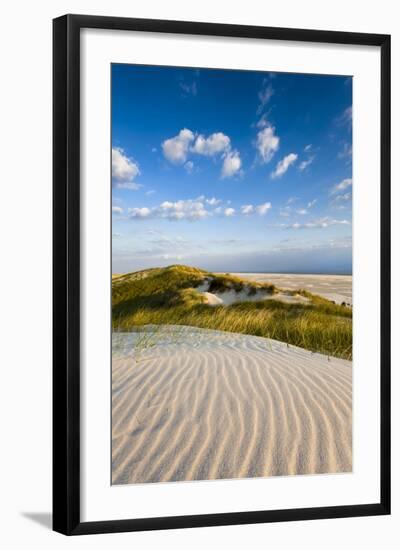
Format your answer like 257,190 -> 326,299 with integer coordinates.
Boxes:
112,265 -> 352,359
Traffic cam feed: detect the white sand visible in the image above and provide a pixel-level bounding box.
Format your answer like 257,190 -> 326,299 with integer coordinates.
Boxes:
112,326 -> 352,485
227,273 -> 352,305
196,280 -> 310,307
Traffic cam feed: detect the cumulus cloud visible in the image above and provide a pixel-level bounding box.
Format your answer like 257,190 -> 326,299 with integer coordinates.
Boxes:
192,132 -> 231,156
162,128 -> 195,164
112,147 -> 141,189
331,178 -> 352,194
112,206 -> 123,215
256,202 -> 272,215
241,204 -> 254,215
162,129 -> 242,178
129,198 -> 208,222
206,197 -> 221,206
256,125 -> 280,164
224,207 -> 235,217
127,196 -> 271,222
128,207 -> 152,219
271,153 -> 298,178
160,200 -> 208,221
239,203 -> 272,216
221,150 -> 242,178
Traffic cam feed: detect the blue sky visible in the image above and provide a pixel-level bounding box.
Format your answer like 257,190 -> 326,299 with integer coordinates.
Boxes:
112,64 -> 352,274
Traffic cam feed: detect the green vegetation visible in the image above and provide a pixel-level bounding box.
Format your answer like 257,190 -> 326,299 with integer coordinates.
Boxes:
112,265 -> 352,360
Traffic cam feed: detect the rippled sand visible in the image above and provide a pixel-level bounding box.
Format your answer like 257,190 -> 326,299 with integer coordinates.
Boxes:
112,327 -> 352,485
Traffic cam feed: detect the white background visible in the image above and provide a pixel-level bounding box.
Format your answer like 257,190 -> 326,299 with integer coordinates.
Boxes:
82,29 -> 381,522
0,0 -> 398,548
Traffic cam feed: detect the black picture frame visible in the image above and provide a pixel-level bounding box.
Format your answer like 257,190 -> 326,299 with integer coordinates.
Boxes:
53,14 -> 391,535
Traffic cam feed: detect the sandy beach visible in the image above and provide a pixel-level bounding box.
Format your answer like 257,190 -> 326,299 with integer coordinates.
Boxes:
112,326 -> 352,485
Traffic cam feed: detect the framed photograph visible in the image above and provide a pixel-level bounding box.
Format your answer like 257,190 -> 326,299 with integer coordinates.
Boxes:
53,14 -> 390,535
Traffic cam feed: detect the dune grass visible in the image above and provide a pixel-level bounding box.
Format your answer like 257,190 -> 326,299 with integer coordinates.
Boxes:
112,265 -> 352,360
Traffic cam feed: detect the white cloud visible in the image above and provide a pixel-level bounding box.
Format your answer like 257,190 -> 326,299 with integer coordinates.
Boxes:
304,144 -> 312,152
257,83 -> 274,114
338,142 -> 352,161
271,153 -> 298,178
129,198 -> 208,221
334,192 -> 352,202
224,207 -> 235,217
206,197 -> 221,206
241,204 -> 254,215
221,150 -> 242,178
256,114 -> 269,129
240,203 -> 271,216
331,178 -> 352,194
162,129 -> 243,177
256,202 -> 272,215
299,155 -> 314,172
192,132 -> 231,156
114,181 -> 142,190
336,106 -> 352,129
280,199 -> 315,218
179,81 -> 197,96
286,217 -> 351,229
256,125 -> 280,164
184,160 -> 194,174
128,207 -> 152,219
112,206 -> 123,214
145,189 -> 156,196
127,197 -> 271,222
162,128 -> 195,164
112,147 -> 141,189
163,254 -> 183,260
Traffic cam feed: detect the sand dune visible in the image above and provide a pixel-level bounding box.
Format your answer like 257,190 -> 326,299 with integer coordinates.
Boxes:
196,279 -> 310,306
227,273 -> 353,305
112,326 -> 352,485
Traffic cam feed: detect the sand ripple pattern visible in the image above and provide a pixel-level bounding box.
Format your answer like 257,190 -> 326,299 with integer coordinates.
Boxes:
112,326 -> 352,485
